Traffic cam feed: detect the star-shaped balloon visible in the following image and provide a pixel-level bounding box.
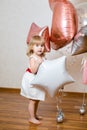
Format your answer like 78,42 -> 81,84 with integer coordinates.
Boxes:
48,0 -> 78,50
31,56 -> 74,97
26,22 -> 50,52
71,25 -> 87,55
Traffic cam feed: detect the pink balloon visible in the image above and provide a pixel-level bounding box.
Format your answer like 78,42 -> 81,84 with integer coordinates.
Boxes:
26,23 -> 50,52
82,59 -> 87,84
49,0 -> 78,50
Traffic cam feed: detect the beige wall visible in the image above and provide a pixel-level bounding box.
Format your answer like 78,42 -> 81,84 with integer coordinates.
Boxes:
0,0 -> 87,93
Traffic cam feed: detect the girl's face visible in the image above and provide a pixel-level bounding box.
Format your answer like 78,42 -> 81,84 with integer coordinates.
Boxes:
33,43 -> 45,56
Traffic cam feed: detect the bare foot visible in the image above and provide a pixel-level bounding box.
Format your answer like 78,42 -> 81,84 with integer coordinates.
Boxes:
36,115 -> 43,120
29,118 -> 41,125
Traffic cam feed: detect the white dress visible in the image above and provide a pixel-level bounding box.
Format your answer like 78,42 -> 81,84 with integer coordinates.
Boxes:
20,56 -> 46,101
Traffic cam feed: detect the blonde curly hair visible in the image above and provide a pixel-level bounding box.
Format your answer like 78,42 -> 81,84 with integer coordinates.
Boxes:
26,35 -> 45,57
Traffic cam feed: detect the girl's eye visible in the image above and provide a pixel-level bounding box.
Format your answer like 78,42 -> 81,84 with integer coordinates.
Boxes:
36,44 -> 39,47
35,44 -> 44,47
41,44 -> 44,47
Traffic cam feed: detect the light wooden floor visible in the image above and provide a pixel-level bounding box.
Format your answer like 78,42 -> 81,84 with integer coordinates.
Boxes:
0,88 -> 87,130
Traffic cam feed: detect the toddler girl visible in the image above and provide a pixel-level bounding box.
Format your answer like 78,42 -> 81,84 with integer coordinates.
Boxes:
20,35 -> 46,125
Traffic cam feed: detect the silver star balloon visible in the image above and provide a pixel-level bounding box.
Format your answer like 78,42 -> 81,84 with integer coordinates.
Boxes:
71,25 -> 87,55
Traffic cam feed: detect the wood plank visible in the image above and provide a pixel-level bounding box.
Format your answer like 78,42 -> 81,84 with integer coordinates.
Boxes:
0,88 -> 87,130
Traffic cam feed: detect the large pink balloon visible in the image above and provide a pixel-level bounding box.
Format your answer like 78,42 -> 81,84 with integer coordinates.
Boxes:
26,23 -> 50,52
49,0 -> 78,50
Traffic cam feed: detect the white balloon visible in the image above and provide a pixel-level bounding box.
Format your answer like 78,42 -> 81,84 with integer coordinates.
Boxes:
31,56 -> 75,97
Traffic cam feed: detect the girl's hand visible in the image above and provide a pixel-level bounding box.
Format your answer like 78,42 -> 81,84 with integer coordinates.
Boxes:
37,58 -> 43,65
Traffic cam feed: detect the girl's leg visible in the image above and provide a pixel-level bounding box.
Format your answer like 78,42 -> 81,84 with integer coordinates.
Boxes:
34,100 -> 39,117
28,99 -> 41,124
34,100 -> 42,120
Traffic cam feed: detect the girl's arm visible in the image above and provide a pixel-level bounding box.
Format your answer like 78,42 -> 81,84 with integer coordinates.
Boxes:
29,58 -> 43,74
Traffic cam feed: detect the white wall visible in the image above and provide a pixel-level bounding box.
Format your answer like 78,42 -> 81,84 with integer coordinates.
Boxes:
0,0 -> 52,88
0,0 -> 87,93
